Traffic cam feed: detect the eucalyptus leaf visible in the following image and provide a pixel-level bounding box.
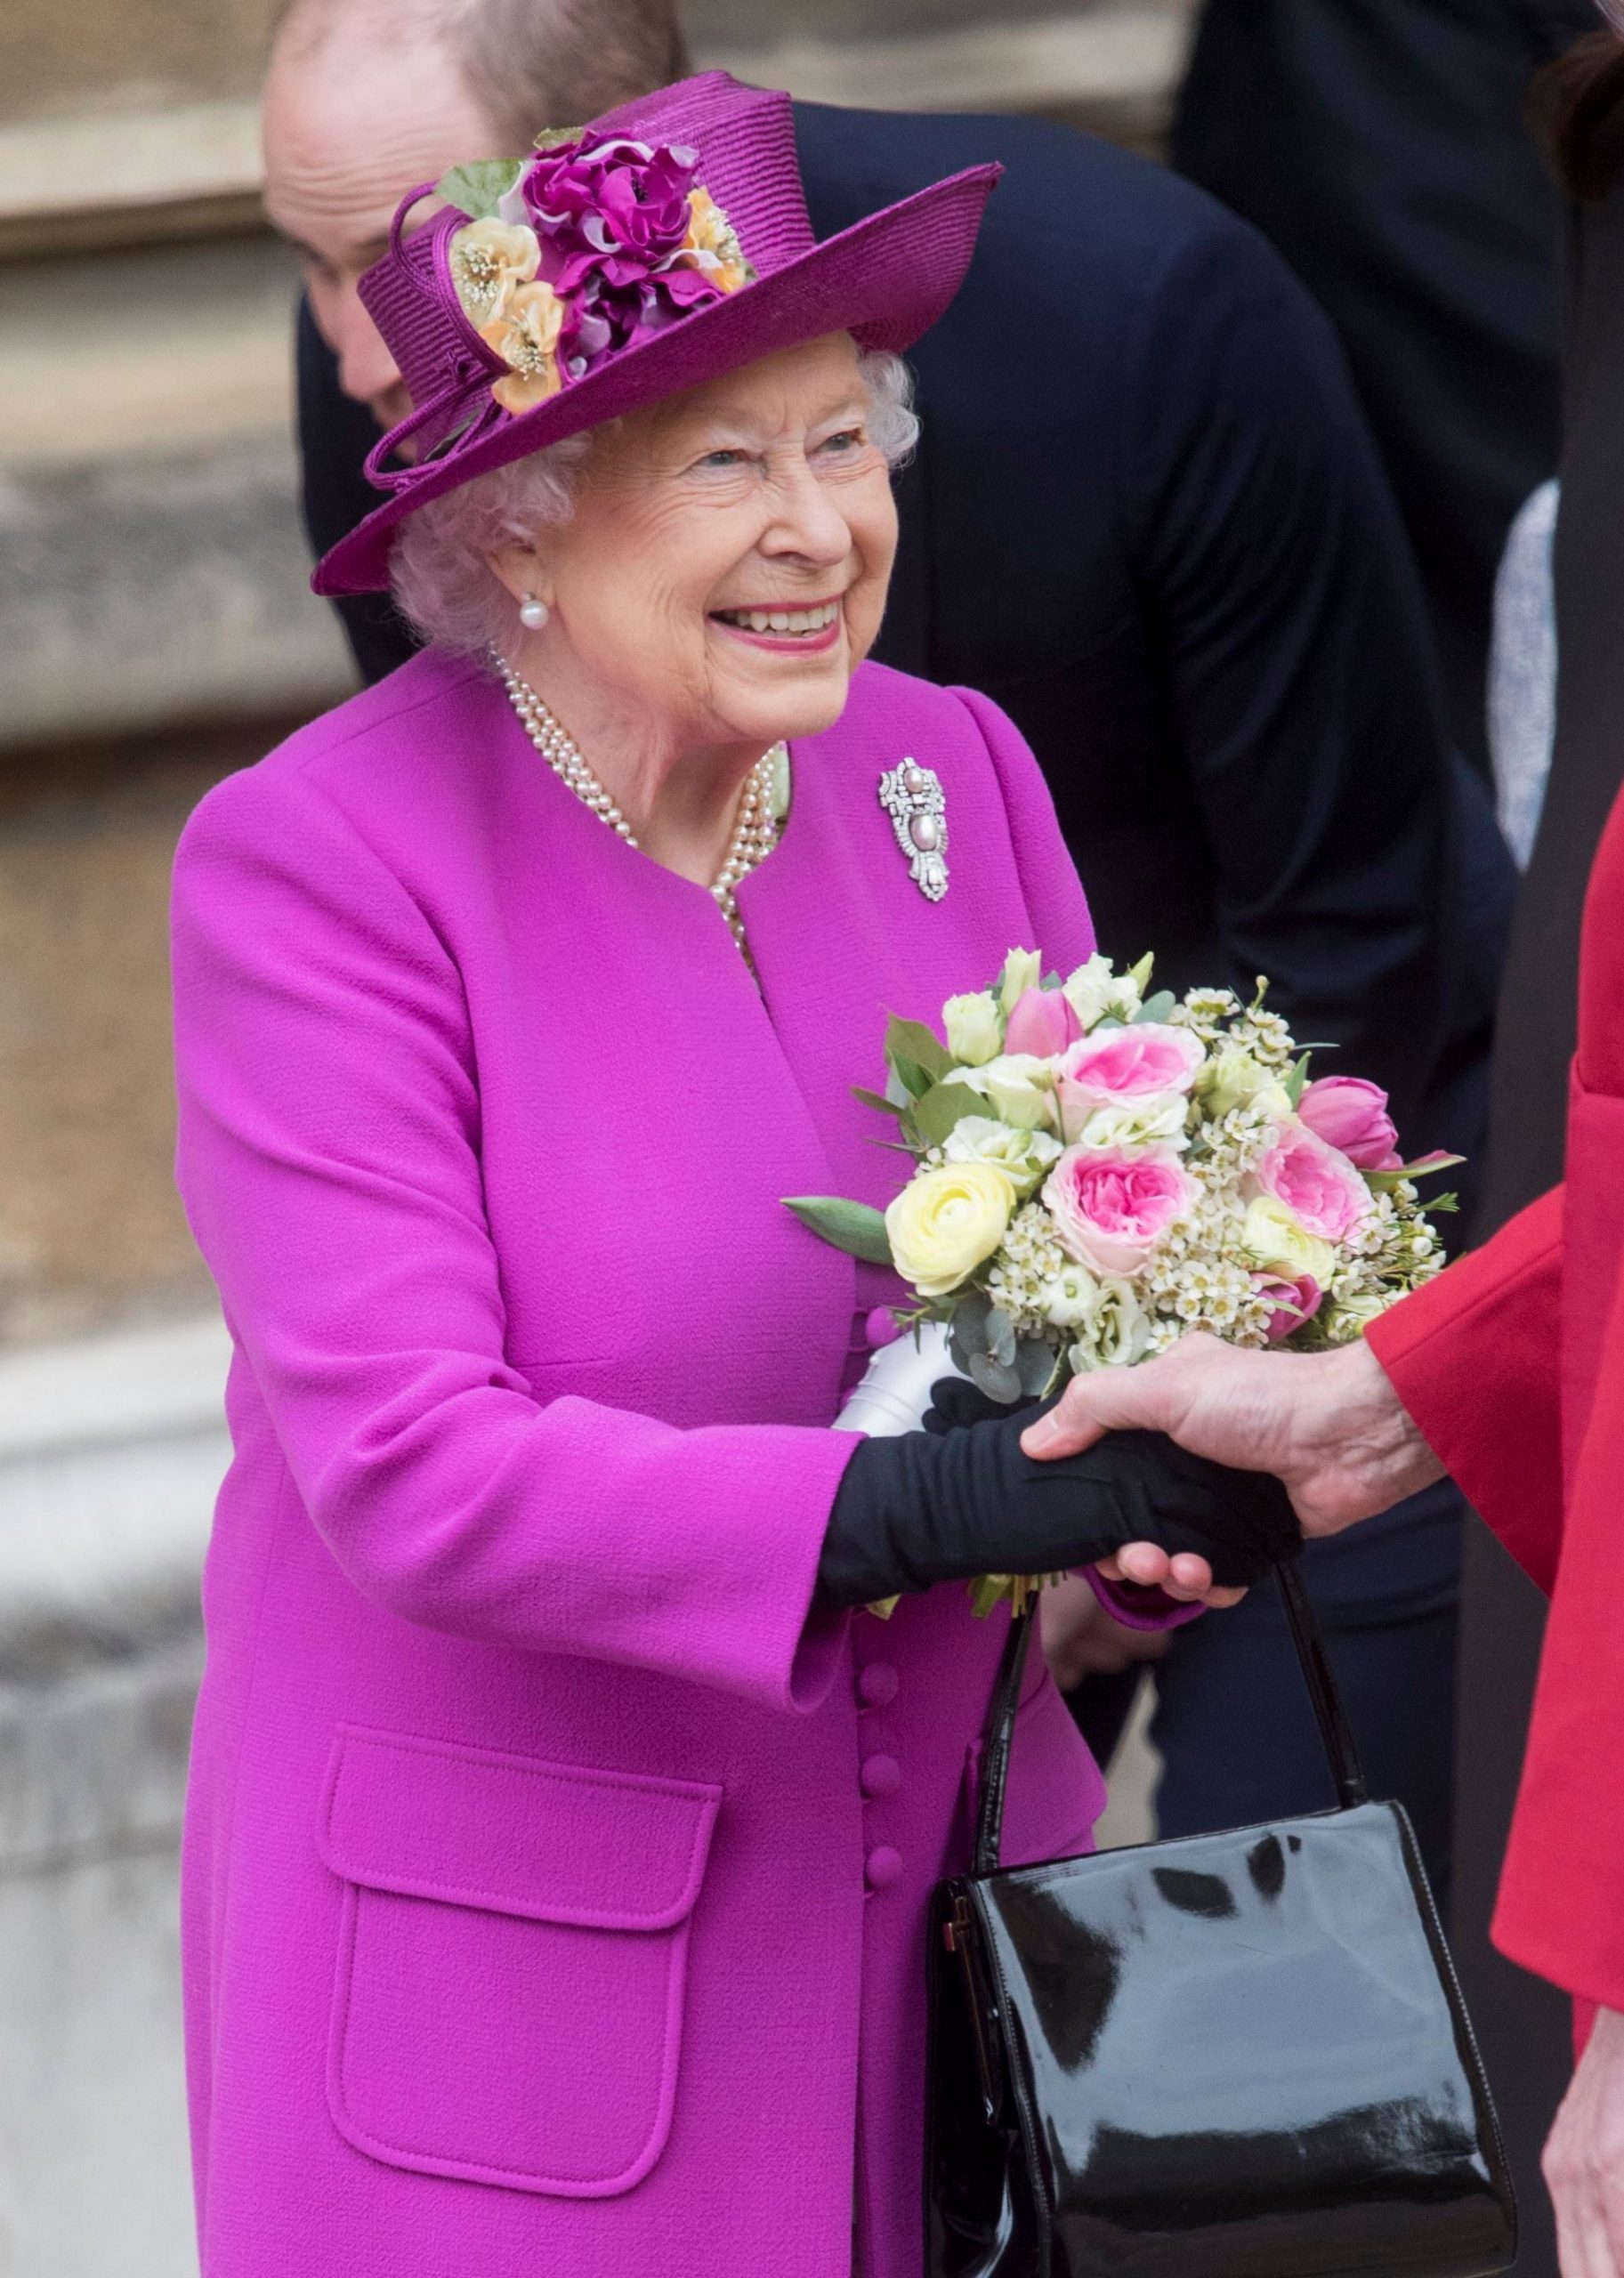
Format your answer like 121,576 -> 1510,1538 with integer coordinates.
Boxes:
910,1080 -> 985,1146
968,1352 -> 1023,1403
986,1306 -> 1017,1368
949,1290 -> 995,1367
781,1196 -> 893,1266
1133,990 -> 1177,1024
885,1016 -> 952,1083
435,156 -> 525,218
1015,1337 -> 1062,1397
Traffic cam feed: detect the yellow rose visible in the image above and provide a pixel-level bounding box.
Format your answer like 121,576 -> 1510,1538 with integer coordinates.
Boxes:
481,279 -> 565,413
449,216 -> 541,325
885,1163 -> 1017,1298
1240,1195 -> 1337,1286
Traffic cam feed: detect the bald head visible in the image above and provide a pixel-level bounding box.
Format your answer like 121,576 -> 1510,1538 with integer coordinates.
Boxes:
263,0 -> 688,430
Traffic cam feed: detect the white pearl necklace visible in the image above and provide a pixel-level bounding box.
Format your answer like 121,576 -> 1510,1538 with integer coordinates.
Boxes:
494,652 -> 784,961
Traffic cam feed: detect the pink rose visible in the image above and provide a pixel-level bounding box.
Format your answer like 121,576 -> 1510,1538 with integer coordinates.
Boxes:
1252,1121 -> 1372,1244
1004,984 -> 1082,1059
1054,1022 -> 1205,1127
1041,1144 -> 1196,1276
1255,1272 -> 1325,1344
1297,1076 -> 1402,1171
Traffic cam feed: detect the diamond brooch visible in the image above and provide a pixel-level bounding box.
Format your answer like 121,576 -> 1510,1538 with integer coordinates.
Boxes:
878,758 -> 949,901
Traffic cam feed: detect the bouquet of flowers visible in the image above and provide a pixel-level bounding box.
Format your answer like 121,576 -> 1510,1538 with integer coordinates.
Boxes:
788,949 -> 1458,1614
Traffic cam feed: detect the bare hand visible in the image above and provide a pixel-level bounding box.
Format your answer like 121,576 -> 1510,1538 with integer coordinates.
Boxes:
1546,2007 -> 1624,2277
1024,1333 -> 1443,1539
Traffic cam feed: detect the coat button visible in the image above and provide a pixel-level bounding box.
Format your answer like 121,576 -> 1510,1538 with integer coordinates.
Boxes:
860,1753 -> 901,1797
866,1846 -> 903,1891
857,1661 -> 899,1708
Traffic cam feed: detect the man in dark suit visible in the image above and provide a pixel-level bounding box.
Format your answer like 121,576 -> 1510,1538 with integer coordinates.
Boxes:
269,0 -> 1516,1897
1172,0 -> 1596,775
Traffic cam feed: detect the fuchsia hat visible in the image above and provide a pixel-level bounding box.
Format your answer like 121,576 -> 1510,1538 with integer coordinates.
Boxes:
312,71 -> 999,596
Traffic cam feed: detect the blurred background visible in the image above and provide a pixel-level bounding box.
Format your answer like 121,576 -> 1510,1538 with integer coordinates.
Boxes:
0,4 -> 1191,2270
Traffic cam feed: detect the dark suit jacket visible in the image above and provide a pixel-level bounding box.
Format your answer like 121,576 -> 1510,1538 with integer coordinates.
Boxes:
1172,0 -> 1594,774
296,103 -> 1514,1231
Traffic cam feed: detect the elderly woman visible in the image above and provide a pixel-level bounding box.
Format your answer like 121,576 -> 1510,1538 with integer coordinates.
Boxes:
172,73 -> 1285,2278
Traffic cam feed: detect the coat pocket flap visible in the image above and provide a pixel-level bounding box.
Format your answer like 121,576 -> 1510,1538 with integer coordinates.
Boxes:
319,1726 -> 721,1930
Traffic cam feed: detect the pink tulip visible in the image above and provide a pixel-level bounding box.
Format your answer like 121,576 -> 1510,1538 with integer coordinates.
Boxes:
1297,1076 -> 1402,1171
1255,1273 -> 1325,1343
1003,984 -> 1081,1059
1252,1121 -> 1372,1244
1041,1144 -> 1196,1276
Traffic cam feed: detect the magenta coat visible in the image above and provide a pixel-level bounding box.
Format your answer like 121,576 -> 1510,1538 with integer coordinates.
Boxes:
172,649 -> 1142,2277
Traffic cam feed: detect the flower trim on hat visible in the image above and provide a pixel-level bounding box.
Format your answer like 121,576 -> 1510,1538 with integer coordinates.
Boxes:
440,130 -> 755,418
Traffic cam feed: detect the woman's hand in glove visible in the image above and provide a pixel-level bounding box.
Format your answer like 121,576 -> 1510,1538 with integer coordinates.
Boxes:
820,1380 -> 1300,1610
920,1377 -> 1242,1607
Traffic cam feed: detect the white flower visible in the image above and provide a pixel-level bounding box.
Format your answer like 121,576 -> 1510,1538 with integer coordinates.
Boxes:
1060,951 -> 1149,1031
998,948 -> 1044,1016
1041,1260 -> 1103,1329
941,991 -> 1004,1067
942,1116 -> 1062,1196
1068,1096 -> 1192,1153
942,1054 -> 1058,1132
1066,1277 -> 1151,1370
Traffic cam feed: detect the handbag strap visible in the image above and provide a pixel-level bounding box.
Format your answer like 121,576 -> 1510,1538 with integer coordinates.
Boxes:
973,1562 -> 1369,1877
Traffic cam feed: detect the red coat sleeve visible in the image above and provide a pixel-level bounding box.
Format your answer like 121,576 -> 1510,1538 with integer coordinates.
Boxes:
1364,1187 -> 1564,1593
1493,1255 -> 1624,2010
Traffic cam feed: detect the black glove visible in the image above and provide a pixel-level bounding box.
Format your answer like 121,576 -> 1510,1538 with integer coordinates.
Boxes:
820,1379 -> 1300,1608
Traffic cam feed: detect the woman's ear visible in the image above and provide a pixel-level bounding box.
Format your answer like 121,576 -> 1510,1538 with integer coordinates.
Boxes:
484,541 -> 554,611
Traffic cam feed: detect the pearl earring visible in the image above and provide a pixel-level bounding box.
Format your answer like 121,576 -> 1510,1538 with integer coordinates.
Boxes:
519,594 -> 549,631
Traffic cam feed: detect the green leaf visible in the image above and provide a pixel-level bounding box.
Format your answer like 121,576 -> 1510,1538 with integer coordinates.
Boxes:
969,1573 -> 1014,1620
1015,1337 -> 1062,1397
885,1016 -> 951,1084
986,1307 -> 1017,1368
949,1289 -> 996,1368
531,125 -> 585,150
852,1085 -> 905,1119
910,1081 -> 984,1146
865,1593 -> 901,1620
1282,1052 -> 1313,1109
434,157 -> 525,219
891,1056 -> 936,1101
1365,1152 -> 1466,1193
968,1352 -> 1022,1403
781,1196 -> 893,1266
1127,952 -> 1156,993
1133,990 -> 1177,1025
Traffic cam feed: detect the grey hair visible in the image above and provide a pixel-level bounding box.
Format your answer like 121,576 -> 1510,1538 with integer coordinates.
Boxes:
389,348 -> 921,659
270,0 -> 690,151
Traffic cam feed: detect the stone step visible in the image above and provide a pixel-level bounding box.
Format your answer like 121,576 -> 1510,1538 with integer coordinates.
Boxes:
0,5 -> 1192,253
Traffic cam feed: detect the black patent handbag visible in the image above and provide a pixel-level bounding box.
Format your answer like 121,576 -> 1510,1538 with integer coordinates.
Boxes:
925,1564 -> 1517,2278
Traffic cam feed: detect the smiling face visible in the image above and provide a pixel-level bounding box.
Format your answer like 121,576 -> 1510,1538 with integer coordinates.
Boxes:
489,333 -> 901,761
263,20 -> 496,437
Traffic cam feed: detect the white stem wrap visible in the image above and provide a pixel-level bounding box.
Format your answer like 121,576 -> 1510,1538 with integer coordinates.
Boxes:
832,1321 -> 973,1438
